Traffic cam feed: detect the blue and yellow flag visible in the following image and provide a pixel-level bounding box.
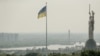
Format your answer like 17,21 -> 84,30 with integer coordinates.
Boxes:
38,6 -> 46,19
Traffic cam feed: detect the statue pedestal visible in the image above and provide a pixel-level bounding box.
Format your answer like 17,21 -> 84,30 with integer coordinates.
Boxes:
85,39 -> 96,50
84,5 -> 97,50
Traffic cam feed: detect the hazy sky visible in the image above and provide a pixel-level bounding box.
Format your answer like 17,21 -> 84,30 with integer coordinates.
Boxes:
0,0 -> 100,33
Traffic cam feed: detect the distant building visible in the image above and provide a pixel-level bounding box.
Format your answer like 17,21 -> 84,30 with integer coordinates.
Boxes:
0,33 -> 18,47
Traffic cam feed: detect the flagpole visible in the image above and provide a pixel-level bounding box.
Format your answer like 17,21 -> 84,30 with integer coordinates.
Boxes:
46,2 -> 48,56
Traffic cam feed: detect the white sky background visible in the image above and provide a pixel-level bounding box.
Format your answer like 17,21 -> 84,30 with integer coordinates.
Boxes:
0,0 -> 100,33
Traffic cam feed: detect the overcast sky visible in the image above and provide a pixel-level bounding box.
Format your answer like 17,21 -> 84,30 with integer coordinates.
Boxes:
0,0 -> 100,33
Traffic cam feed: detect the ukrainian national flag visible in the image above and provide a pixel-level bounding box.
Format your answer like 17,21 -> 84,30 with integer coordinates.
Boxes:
38,6 -> 46,19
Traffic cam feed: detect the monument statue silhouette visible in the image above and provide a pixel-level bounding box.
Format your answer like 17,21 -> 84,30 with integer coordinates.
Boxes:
85,4 -> 96,50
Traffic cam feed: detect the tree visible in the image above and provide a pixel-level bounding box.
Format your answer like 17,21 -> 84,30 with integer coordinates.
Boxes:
81,50 -> 100,56
25,53 -> 39,56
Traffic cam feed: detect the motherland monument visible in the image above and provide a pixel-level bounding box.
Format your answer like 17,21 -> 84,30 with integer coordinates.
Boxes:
85,4 -> 97,50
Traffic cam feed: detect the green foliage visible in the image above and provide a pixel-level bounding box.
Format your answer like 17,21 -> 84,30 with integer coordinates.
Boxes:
0,54 -> 16,56
25,53 -> 40,56
81,50 -> 100,56
48,53 -> 72,56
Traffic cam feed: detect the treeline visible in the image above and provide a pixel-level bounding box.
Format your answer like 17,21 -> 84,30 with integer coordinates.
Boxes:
24,52 -> 80,56
81,50 -> 100,56
1,50 -> 100,56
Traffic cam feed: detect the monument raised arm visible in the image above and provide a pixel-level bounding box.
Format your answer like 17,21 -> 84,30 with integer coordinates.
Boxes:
85,4 -> 96,50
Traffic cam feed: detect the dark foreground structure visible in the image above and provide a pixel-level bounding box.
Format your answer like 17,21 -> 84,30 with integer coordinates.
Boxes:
85,4 -> 96,50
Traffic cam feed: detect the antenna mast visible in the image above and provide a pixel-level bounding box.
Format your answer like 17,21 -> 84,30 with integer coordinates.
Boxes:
68,29 -> 70,45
